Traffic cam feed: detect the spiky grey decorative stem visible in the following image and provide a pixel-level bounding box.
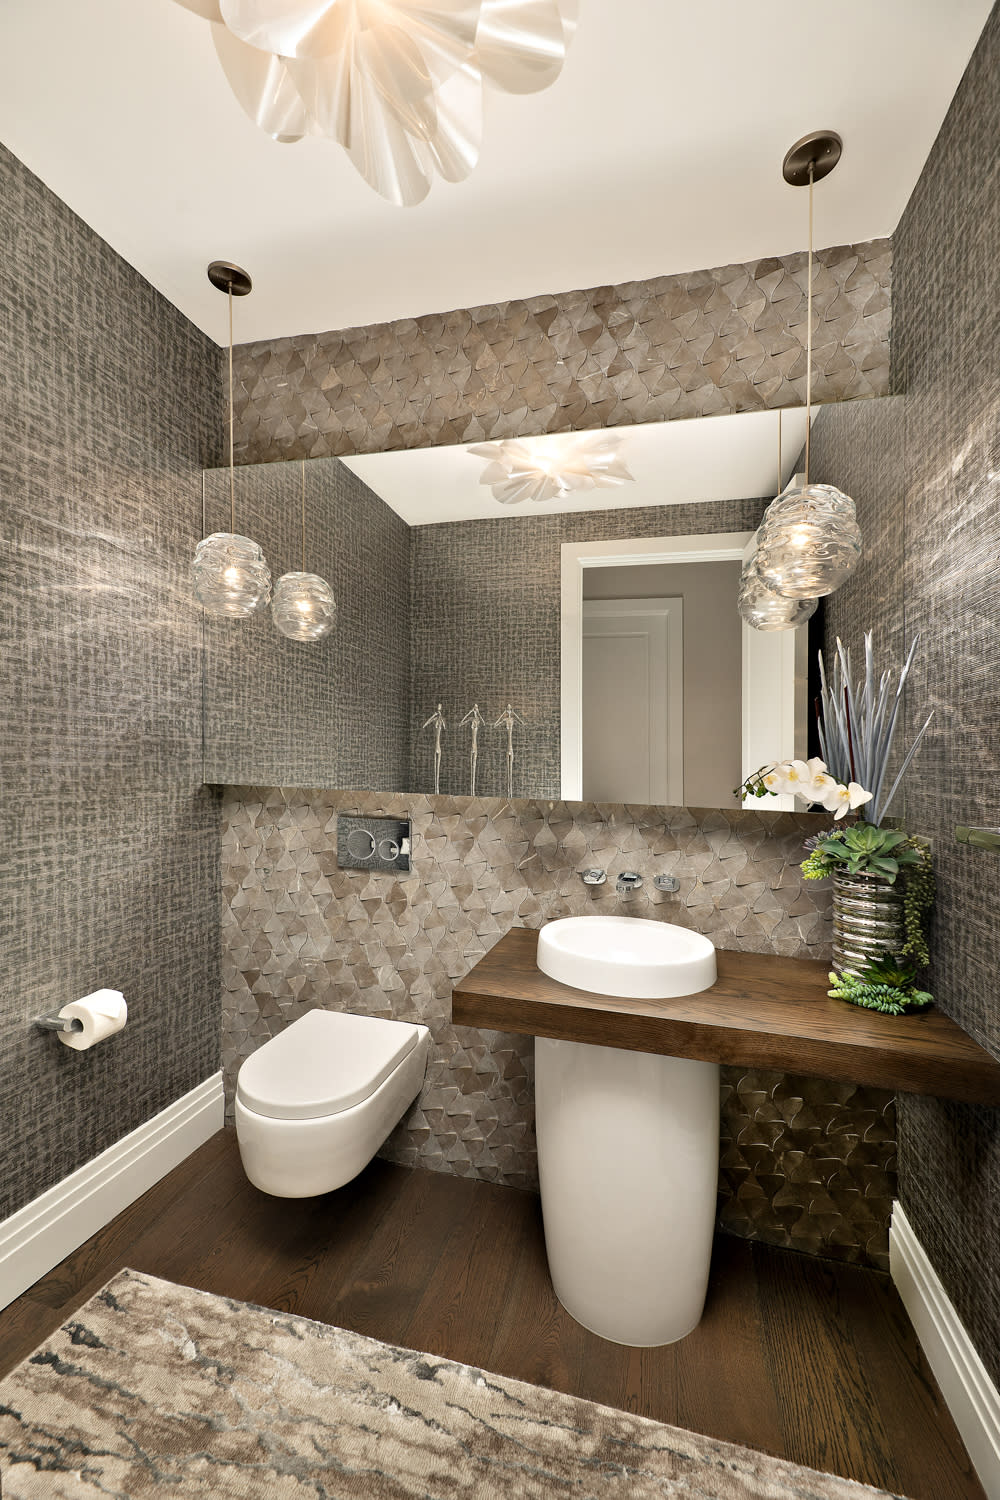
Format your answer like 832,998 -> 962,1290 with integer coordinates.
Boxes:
816,633 -> 933,825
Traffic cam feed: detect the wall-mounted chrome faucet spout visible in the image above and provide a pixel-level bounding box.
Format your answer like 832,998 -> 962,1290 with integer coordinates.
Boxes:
616,872 -> 642,895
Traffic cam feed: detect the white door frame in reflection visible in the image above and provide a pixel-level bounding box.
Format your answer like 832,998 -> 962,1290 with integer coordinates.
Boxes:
560,532 -> 809,810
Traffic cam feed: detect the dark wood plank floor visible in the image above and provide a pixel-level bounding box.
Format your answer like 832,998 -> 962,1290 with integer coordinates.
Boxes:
0,1130 -> 984,1500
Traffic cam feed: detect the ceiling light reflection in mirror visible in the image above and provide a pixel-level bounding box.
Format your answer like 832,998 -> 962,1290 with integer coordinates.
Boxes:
341,408 -> 811,527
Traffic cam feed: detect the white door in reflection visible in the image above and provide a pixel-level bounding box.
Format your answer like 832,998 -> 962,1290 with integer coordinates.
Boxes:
581,597 -> 683,804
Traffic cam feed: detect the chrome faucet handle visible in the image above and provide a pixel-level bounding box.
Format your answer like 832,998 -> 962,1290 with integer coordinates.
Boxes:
653,873 -> 680,892
616,871 -> 643,894
579,868 -> 607,885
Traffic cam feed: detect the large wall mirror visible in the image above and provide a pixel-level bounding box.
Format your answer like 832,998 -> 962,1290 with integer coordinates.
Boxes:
202,407 -> 819,809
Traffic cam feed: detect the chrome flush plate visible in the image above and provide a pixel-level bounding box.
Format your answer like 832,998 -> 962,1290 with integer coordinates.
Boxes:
337,814 -> 412,873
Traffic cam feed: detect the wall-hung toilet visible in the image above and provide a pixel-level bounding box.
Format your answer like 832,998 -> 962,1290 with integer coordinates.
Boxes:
235,1009 -> 430,1198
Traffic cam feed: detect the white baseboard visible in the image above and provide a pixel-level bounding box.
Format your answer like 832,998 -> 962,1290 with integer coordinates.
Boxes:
0,1073 -> 224,1311
891,1201 -> 1000,1500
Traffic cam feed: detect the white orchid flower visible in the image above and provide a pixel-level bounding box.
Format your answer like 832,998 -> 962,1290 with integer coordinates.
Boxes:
822,781 -> 875,820
761,761 -> 792,794
782,758 -> 835,806
805,770 -> 835,797
781,759 -> 814,789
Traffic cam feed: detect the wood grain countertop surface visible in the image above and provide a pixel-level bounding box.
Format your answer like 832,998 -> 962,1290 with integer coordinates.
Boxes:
451,926 -> 1000,1105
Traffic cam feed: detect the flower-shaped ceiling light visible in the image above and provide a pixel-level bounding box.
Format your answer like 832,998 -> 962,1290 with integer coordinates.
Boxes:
469,434 -> 635,506
172,0 -> 576,206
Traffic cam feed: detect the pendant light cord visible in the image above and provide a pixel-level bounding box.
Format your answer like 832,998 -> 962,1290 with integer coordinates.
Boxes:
777,408 -> 782,493
301,461 -> 307,574
804,160 -> 814,485
228,286 -> 236,534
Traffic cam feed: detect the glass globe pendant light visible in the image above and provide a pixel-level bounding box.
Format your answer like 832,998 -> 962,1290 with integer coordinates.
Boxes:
738,411 -> 819,632
192,261 -> 271,617
755,481 -> 861,598
271,462 -> 338,642
755,132 -> 863,601
738,553 -> 817,632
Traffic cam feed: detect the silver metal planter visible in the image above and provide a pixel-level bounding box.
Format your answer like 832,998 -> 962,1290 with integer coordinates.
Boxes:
831,870 -> 906,978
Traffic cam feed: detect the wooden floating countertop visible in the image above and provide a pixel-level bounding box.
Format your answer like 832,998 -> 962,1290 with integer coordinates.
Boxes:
452,927 -> 1000,1107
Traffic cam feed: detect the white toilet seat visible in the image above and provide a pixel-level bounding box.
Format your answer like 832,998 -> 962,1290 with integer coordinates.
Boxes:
236,1009 -> 422,1120
234,1009 -> 430,1199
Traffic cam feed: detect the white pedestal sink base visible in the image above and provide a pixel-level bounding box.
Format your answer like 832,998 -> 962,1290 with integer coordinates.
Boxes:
535,1037 -> 720,1347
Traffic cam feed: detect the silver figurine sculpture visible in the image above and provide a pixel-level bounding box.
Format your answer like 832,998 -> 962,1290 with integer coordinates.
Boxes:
494,703 -> 526,798
421,702 -> 447,795
459,703 -> 486,795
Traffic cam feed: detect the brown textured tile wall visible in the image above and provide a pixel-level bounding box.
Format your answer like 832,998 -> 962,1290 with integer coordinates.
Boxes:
814,7 -> 1000,1382
718,1070 -> 895,1270
2,143 -> 223,1219
222,788 -> 894,1266
232,242 -> 890,465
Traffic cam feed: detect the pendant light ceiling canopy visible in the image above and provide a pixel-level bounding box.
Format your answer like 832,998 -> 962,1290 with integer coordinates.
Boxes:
171,0 -> 577,206
469,432 -> 634,506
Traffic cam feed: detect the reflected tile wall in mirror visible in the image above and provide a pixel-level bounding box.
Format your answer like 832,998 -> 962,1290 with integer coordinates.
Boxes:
202,452 -> 768,798
410,500 -> 766,798
202,460 -> 410,788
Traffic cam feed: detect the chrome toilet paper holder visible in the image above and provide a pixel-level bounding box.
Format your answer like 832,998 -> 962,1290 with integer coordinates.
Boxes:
34,989 -> 128,1050
35,1012 -> 84,1033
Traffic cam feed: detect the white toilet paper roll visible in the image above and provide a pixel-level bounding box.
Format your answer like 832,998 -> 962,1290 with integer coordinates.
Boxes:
57,989 -> 128,1051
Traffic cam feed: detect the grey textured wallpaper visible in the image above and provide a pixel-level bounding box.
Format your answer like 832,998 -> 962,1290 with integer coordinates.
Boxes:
409,500 -> 766,798
814,2 -> 1000,1386
1,142 -> 223,1219
223,789 -> 898,1268
203,458 -> 410,789
231,241 -> 891,464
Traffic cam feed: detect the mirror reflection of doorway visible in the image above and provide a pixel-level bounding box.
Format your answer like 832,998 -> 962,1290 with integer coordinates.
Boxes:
581,598 -> 683,804
562,533 -> 803,809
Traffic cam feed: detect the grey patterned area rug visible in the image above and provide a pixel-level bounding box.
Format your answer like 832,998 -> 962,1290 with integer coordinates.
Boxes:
0,1269 -> 905,1499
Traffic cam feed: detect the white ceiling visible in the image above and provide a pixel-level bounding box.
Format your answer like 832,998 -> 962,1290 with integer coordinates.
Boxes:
0,1 -> 991,346
341,408 -> 809,525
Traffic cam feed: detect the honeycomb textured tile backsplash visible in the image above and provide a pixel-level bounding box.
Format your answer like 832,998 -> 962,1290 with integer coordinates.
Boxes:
718,1070 -> 895,1270
222,787 -> 893,1266
232,241 -> 891,464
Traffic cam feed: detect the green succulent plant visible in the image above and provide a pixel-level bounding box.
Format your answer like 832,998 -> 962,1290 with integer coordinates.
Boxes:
858,955 -> 920,988
827,963 -> 933,1016
802,823 -> 923,882
803,827 -> 936,1001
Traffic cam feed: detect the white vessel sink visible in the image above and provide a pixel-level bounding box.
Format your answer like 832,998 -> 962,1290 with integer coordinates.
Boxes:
536,915 -> 717,999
